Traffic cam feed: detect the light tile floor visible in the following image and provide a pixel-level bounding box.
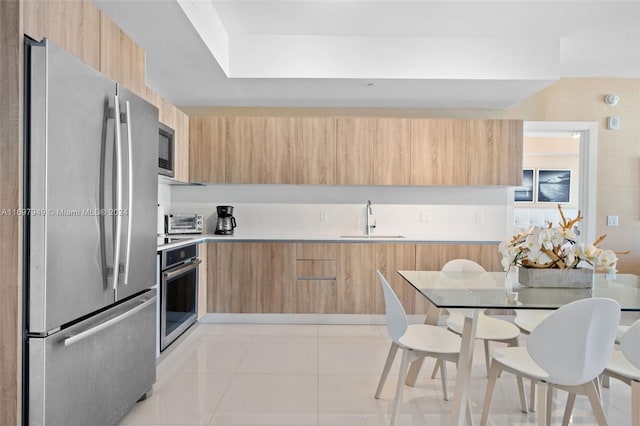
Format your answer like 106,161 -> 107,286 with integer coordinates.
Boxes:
118,323 -> 633,426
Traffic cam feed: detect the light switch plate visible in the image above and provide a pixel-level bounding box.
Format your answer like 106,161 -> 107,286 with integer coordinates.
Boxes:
607,215 -> 619,226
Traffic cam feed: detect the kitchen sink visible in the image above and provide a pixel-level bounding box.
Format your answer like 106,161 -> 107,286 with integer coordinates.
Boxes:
340,235 -> 406,239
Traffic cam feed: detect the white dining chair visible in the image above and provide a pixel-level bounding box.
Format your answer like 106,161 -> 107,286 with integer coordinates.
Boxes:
601,318 -> 640,426
480,297 -> 621,426
441,259 -> 521,374
374,271 -> 461,426
513,309 -> 553,412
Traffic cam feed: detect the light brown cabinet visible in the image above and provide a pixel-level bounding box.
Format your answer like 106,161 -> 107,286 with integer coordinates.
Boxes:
415,243 -> 502,272
374,118 -> 412,185
294,243 -> 338,313
467,119 -> 523,185
208,243 -> 296,313
23,0 -> 101,71
190,116 -> 521,186
336,118 -> 376,185
410,119 -> 469,185
99,14 -> 145,98
190,116 -> 337,185
206,242 -> 442,315
189,116 -> 225,183
225,117 -> 298,184
297,118 -> 337,184
411,118 -> 523,186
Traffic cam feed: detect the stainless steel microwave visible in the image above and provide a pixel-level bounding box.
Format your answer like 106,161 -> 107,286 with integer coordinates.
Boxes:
158,122 -> 175,177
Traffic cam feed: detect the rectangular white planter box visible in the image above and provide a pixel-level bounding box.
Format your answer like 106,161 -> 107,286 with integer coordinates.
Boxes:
518,267 -> 594,288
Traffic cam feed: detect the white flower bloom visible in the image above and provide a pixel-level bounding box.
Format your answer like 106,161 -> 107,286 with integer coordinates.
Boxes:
562,228 -> 577,241
524,233 -> 541,252
528,250 -> 552,265
563,245 -> 577,267
596,250 -> 618,272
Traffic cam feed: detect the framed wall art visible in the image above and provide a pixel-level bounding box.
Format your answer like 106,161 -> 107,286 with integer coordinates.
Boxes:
515,168 -> 535,203
536,169 -> 571,203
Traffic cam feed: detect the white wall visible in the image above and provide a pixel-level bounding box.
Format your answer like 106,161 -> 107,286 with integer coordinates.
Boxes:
167,185 -> 515,242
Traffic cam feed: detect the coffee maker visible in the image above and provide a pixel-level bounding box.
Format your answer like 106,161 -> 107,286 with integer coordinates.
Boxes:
214,205 -> 237,235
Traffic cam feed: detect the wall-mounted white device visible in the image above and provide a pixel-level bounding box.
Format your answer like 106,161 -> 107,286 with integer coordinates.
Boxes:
604,94 -> 619,106
607,116 -> 620,130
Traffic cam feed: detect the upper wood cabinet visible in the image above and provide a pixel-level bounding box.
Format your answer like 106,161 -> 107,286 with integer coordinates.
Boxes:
225,117 -> 298,184
99,14 -> 145,98
336,117 -> 376,185
467,119 -> 523,186
374,118 -> 412,185
189,115 -> 521,186
189,116 -> 225,183
297,117 -> 337,185
410,119 -> 469,185
411,118 -> 523,186
23,0 -> 101,71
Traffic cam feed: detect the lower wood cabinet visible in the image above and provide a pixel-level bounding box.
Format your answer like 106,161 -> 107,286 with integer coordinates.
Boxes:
207,242 -> 295,313
206,242 -> 500,315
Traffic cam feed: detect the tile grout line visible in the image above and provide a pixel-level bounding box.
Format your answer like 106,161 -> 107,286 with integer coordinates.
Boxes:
206,329 -> 257,426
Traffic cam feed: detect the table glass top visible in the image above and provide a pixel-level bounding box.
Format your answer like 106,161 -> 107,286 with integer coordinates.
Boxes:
397,271 -> 640,311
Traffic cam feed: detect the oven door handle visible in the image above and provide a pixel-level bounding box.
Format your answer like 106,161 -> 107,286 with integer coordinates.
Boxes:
163,259 -> 201,281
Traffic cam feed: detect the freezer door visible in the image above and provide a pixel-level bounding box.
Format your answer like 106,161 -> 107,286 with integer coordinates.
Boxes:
27,39 -> 118,333
114,85 -> 159,301
28,291 -> 157,426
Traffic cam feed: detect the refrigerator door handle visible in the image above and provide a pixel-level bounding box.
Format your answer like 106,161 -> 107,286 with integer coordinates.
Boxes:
123,100 -> 133,285
63,296 -> 157,346
112,94 -> 123,291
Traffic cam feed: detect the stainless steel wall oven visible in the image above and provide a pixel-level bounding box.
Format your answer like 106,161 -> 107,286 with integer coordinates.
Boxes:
160,244 -> 199,351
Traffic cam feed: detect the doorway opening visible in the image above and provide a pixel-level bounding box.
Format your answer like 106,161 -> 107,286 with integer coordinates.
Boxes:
522,121 -> 598,245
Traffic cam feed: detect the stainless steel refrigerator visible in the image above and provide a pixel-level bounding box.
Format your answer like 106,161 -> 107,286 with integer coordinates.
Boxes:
24,38 -> 159,425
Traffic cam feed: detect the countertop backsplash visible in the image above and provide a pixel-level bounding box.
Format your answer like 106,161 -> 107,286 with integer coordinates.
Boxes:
165,184 -> 516,242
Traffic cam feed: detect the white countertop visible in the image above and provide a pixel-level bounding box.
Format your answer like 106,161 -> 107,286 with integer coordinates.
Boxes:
157,233 -> 501,251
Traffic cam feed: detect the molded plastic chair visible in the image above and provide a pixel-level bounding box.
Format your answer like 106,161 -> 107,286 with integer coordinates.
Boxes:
374,271 -> 461,426
441,260 -> 521,374
602,319 -> 640,426
514,309 -> 554,412
480,298 -> 621,426
514,309 -> 552,335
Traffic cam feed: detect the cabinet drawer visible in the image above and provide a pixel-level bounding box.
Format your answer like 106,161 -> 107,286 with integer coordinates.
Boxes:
296,243 -> 337,260
296,260 -> 336,280
295,280 -> 337,313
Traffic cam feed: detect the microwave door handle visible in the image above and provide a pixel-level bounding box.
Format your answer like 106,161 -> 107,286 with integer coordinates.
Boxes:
123,100 -> 133,285
112,94 -> 123,292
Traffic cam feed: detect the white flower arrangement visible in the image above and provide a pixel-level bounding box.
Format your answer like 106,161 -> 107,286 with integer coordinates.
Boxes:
500,205 -> 621,273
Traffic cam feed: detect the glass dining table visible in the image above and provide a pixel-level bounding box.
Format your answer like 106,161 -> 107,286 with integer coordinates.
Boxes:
397,270 -> 640,426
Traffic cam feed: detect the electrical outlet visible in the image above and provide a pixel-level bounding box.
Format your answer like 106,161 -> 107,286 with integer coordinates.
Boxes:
320,210 -> 328,222
476,211 -> 485,224
607,215 -> 618,227
419,211 -> 432,223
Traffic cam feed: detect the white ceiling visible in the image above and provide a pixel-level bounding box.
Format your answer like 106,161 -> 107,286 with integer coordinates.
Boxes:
94,0 -> 640,109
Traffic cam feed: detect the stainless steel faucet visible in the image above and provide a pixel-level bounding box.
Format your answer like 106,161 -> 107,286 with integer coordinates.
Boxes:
366,200 -> 376,235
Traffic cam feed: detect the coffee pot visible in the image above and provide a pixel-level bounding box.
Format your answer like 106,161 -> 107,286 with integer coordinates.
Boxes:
214,205 -> 237,235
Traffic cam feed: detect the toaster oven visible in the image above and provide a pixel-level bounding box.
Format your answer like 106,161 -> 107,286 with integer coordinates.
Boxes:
166,214 -> 203,234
